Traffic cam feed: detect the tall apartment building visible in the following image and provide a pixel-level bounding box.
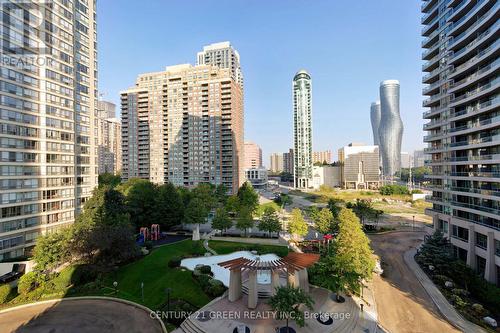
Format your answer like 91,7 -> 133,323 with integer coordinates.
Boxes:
413,149 -> 429,168
401,152 -> 412,169
338,143 -> 380,190
197,42 -> 243,88
312,150 -> 332,164
422,0 -> 499,284
121,64 -> 244,193
97,101 -> 116,119
97,101 -> 121,175
283,148 -> 294,174
0,1 -> 98,260
269,153 -> 284,173
243,142 -> 262,169
293,70 -> 313,189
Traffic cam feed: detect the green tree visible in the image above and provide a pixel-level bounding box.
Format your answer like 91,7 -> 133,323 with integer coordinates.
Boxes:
32,230 -> 70,272
225,195 -> 240,214
214,184 -> 229,207
258,206 -> 282,237
327,198 -> 344,218
274,193 -> 293,208
183,198 -> 208,226
346,199 -> 375,225
288,208 -> 308,240
211,207 -> 232,233
192,183 -> 217,212
313,208 -> 337,235
98,172 -> 121,188
236,182 -> 259,212
154,183 -> 184,230
121,179 -> 158,228
69,186 -> 137,264
268,286 -> 314,331
236,205 -> 254,237
310,207 -> 375,301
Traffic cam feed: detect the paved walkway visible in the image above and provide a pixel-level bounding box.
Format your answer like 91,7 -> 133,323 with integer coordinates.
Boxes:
404,249 -> 488,333
0,298 -> 164,333
369,231 -> 459,333
210,236 -> 287,246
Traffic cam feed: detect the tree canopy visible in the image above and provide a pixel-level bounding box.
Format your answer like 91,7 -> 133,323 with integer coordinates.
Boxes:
268,286 -> 314,329
212,207 -> 232,233
258,206 -> 282,237
288,208 -> 308,239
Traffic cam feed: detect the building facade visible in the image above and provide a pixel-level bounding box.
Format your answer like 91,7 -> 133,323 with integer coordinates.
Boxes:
97,102 -> 121,175
338,143 -> 380,190
422,0 -> 499,284
312,165 -> 341,189
293,70 -> 313,189
0,0 -> 98,260
121,63 -> 244,194
312,150 -> 332,164
269,153 -> 284,173
370,101 -> 381,146
244,142 -> 262,169
245,167 -> 268,188
401,152 -> 412,169
197,42 -> 243,88
283,148 -> 294,174
413,149 -> 428,168
379,80 -> 404,177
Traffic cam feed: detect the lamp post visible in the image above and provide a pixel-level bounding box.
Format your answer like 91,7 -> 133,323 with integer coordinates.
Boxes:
412,215 -> 415,231
165,287 -> 172,317
141,282 -> 144,303
113,281 -> 118,295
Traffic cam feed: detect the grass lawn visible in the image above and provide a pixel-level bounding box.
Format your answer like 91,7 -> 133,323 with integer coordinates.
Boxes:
6,240 -> 211,311
255,201 -> 281,216
94,239 -> 210,309
208,240 -> 289,257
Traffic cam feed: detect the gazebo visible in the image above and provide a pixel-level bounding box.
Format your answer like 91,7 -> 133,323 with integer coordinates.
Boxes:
218,253 -> 320,309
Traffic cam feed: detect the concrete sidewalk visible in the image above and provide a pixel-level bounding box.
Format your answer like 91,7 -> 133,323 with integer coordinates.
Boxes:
210,236 -> 287,246
404,249 -> 488,333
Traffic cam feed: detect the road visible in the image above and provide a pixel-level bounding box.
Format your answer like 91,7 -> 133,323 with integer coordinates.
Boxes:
0,299 -> 164,333
369,231 -> 459,333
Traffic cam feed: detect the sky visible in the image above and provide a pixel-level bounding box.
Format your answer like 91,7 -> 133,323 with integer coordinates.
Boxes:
98,0 -> 426,166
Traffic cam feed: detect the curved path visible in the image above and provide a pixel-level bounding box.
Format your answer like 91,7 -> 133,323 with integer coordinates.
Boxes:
0,298 -> 165,333
369,231 -> 459,333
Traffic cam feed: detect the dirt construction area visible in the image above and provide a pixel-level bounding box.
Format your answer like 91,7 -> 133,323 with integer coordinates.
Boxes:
369,231 -> 459,333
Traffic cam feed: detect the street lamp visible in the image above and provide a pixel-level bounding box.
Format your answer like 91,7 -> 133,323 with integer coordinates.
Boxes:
412,215 -> 415,231
141,282 -> 144,302
165,287 -> 172,316
113,281 -> 118,295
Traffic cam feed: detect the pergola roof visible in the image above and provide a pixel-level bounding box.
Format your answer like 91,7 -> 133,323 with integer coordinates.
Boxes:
218,253 -> 320,273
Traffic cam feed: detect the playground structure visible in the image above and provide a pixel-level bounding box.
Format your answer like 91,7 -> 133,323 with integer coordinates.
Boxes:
137,224 -> 161,245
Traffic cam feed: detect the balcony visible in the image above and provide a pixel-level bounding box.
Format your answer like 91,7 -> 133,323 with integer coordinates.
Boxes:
424,118 -> 446,130
449,96 -> 500,120
423,92 -> 446,107
449,58 -> 500,92
450,200 -> 500,215
449,39 -> 500,78
424,131 -> 445,142
422,66 -> 444,84
449,76 -> 500,107
422,52 -> 443,72
450,186 -> 500,197
448,114 -> 500,134
449,23 -> 499,64
449,171 -> 500,178
448,0 -> 494,38
423,80 -> 442,95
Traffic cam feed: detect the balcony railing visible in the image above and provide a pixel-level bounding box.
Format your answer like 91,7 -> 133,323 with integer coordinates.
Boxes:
450,96 -> 500,118
449,115 -> 500,133
450,58 -> 500,89
451,200 -> 500,215
448,0 -> 489,38
449,171 -> 500,178
450,186 -> 500,197
450,24 -> 497,61
450,39 -> 500,75
450,77 -> 500,104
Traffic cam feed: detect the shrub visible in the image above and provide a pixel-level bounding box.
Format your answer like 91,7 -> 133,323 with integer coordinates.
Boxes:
452,288 -> 469,297
17,272 -> 41,295
471,303 -> 488,317
70,264 -> 100,286
0,284 -> 12,304
206,279 -> 226,297
197,274 -> 211,291
168,256 -> 181,268
431,274 -> 449,283
379,184 -> 409,195
200,265 -> 212,275
144,241 -> 153,250
450,294 -> 467,308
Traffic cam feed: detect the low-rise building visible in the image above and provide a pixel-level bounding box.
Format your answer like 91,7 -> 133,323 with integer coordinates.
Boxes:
245,167 -> 268,188
312,165 -> 341,189
269,153 -> 284,173
338,143 -> 380,189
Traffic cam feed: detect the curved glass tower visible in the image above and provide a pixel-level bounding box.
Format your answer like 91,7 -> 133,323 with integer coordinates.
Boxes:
370,101 -> 381,146
293,70 -> 313,189
379,80 -> 403,177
